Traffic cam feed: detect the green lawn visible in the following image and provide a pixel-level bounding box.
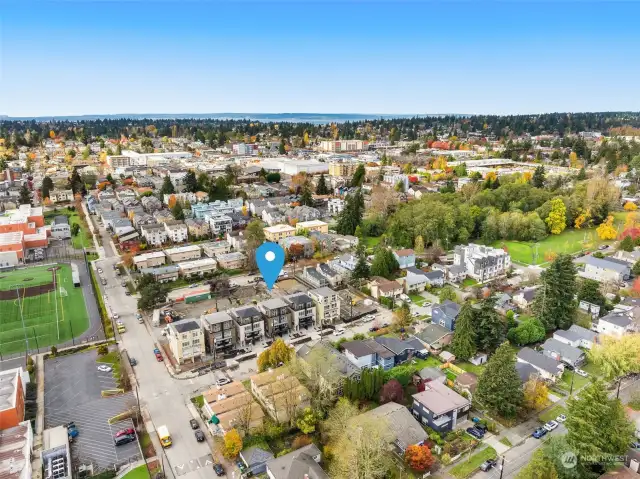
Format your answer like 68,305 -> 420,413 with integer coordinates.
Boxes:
409,293 -> 426,305
450,446 -> 497,479
412,356 -> 442,370
462,278 -> 478,287
363,236 -> 382,249
0,264 -> 90,355
557,362 -> 601,394
491,227 -> 614,265
122,465 -> 150,479
539,404 -> 568,423
457,361 -> 487,376
499,437 -> 513,447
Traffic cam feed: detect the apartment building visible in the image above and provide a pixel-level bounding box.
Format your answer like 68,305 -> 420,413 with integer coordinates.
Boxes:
328,160 -> 359,177
141,224 -> 168,246
184,218 -> 210,238
296,220 -> 328,235
201,311 -> 236,356
164,221 -> 188,243
139,265 -> 180,283
319,140 -> 366,153
216,252 -> 246,270
167,320 -> 205,364
202,382 -> 264,435
202,240 -> 232,258
259,298 -> 290,337
453,243 -> 511,282
178,258 -> 217,277
250,367 -> 310,423
231,306 -> 265,346
283,293 -> 316,331
328,198 -> 345,215
165,244 -> 201,263
204,213 -> 233,237
133,251 -> 167,270
263,224 -> 296,242
309,287 -> 341,327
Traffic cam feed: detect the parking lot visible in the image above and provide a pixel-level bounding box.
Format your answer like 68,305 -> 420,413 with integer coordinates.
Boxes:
44,349 -> 142,472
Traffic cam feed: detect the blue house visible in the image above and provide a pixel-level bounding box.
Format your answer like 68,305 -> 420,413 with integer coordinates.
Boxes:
432,300 -> 461,331
393,249 -> 416,269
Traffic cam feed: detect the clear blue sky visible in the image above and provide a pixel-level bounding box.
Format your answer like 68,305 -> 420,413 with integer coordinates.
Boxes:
2,1 -> 639,117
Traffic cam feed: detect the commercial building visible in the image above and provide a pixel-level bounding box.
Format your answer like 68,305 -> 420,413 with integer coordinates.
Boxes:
133,251 -> 167,270
177,258 -> 217,277
165,244 -> 201,263
263,224 -> 296,242
250,367 -> 310,423
0,205 -> 48,257
309,287 -> 341,327
0,368 -> 26,429
0,421 -> 33,479
167,320 -> 205,364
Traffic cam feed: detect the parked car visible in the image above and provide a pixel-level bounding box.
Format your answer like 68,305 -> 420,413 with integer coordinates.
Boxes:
630,441 -> 640,449
236,459 -> 247,472
480,459 -> 497,472
190,419 -> 199,429
129,357 -> 137,366
532,427 -> 547,439
213,463 -> 225,477
155,352 -> 163,361
121,281 -> 127,287
194,430 -> 205,442
114,434 -> 136,446
125,290 -> 131,296
112,313 -> 119,320
474,422 -> 488,432
97,268 -> 103,274
97,365 -> 112,373
115,428 -> 135,438
415,351 -> 429,360
216,377 -> 231,387
543,420 -> 559,431
466,427 -> 485,439
556,414 -> 567,423
369,326 -> 380,332
575,369 -> 589,378
334,327 -> 345,336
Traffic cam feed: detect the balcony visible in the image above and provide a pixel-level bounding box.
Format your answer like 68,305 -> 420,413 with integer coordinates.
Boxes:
431,414 -> 452,428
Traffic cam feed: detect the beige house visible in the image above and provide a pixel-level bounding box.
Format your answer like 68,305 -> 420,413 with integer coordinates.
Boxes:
296,220 -> 328,234
202,382 -> 264,435
132,251 -> 167,270
250,367 -> 310,424
167,320 -> 205,364
165,244 -> 201,263
216,252 -> 246,270
309,287 -> 341,327
178,258 -> 217,277
264,224 -> 296,242
185,218 -> 210,238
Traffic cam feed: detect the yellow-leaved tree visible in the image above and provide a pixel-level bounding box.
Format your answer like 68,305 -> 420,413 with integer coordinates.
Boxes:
624,201 -> 638,211
589,335 -> 640,381
596,215 -> 617,240
574,209 -> 591,229
222,429 -> 243,458
545,197 -> 567,235
523,377 -> 549,411
257,338 -> 293,372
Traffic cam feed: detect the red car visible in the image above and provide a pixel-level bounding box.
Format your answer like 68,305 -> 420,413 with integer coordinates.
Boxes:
155,353 -> 163,362
115,428 -> 135,438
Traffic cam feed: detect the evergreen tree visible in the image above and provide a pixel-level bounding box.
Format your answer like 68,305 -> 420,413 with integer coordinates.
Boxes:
18,183 -> 31,206
370,247 -> 399,280
475,296 -> 506,353
70,170 -> 85,195
208,177 -> 230,201
532,165 -> 546,188
316,174 -> 329,195
160,175 -> 175,195
532,254 -> 577,331
183,170 -> 198,193
335,189 -> 364,235
577,279 -> 606,312
633,259 -> 640,276
577,167 -> 587,180
475,342 -> 523,419
299,180 -> 314,206
450,303 -> 477,361
41,176 -> 54,199
619,235 -> 634,252
351,163 -> 366,187
171,201 -> 185,221
279,138 -> 287,155
351,245 -> 370,280
565,379 -> 634,472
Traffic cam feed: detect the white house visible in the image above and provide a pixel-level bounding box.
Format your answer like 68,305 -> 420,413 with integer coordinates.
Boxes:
595,312 -> 634,337
164,221 -> 188,243
553,324 -> 597,349
579,256 -> 631,283
453,244 -> 511,282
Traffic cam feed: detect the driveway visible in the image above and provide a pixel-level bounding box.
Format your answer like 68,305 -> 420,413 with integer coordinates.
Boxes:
44,349 -> 141,472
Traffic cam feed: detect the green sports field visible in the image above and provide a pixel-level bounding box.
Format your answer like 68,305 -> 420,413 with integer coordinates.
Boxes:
0,264 -> 90,355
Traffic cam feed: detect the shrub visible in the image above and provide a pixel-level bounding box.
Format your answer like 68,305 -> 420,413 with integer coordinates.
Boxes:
441,453 -> 452,465
97,344 -> 109,356
50,346 -> 58,357
275,448 -> 292,457
292,435 -> 313,450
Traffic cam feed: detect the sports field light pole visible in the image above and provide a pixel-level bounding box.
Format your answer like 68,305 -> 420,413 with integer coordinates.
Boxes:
13,284 -> 30,365
53,269 -> 60,340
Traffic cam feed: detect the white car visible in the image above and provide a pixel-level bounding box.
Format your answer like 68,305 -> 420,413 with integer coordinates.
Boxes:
575,369 -> 589,377
334,328 -> 345,336
97,268 -> 103,274
97,365 -> 112,373
556,414 -> 567,423
216,377 -> 231,386
543,420 -> 559,431
112,313 -> 119,320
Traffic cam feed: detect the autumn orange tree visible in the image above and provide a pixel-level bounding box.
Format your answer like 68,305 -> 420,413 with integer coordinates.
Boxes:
257,338 -> 293,372
167,194 -> 177,209
624,201 -> 638,211
404,444 -> 435,472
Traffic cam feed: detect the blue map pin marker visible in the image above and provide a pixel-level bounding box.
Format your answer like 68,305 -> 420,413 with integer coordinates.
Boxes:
256,242 -> 285,290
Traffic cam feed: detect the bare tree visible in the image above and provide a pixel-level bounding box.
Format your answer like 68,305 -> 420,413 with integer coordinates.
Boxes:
290,347 -> 341,411
234,393 -> 256,436
277,376 -> 306,428
369,185 -> 398,217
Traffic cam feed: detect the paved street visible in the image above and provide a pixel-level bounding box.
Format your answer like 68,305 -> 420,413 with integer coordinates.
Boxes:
95,255 -> 224,479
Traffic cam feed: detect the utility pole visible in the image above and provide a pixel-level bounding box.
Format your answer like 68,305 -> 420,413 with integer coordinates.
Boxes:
569,368 -> 576,395
499,456 -> 505,479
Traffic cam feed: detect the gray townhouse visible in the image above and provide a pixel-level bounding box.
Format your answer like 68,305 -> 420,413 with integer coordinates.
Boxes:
231,306 -> 265,347
283,292 -> 316,331
411,381 -> 471,432
258,298 -> 290,337
201,311 -> 236,356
